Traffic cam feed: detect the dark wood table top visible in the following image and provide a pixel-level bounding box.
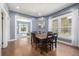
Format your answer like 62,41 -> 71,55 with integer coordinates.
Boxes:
35,33 -> 47,40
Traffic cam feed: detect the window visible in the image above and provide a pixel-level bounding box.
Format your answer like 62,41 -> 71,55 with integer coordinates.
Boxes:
60,16 -> 72,37
19,23 -> 28,33
52,13 -> 72,38
52,19 -> 58,33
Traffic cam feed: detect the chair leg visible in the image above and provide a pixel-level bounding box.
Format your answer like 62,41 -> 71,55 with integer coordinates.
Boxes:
36,42 -> 38,49
51,40 -> 53,49
50,43 -> 53,50
31,37 -> 33,44
55,39 -> 57,48
49,44 -> 51,51
31,39 -> 32,44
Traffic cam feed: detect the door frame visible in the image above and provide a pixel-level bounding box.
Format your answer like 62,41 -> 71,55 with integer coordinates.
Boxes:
1,7 -> 9,48
0,6 -> 2,56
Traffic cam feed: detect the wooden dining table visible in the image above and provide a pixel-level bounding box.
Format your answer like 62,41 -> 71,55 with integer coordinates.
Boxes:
35,33 -> 48,48
35,33 -> 50,53
35,33 -> 47,40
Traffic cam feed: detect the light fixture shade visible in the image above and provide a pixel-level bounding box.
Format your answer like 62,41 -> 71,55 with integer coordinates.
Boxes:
16,6 -> 20,9
38,17 -> 45,29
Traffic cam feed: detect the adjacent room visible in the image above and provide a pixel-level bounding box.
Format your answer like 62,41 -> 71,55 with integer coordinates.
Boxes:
0,3 -> 79,56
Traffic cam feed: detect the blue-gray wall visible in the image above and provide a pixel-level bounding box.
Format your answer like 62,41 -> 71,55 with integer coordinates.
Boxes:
32,17 -> 48,32
9,12 -> 15,39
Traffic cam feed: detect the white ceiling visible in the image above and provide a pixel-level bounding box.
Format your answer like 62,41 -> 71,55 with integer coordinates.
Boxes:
7,3 -> 73,17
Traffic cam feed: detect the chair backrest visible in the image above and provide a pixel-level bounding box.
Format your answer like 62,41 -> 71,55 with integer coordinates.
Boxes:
48,31 -> 53,34
53,33 -> 58,39
31,32 -> 36,38
31,32 -> 38,43
47,32 -> 53,39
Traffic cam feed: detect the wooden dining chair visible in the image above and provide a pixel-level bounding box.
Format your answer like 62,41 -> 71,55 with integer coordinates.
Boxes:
53,33 -> 58,48
31,33 -> 36,44
31,32 -> 34,47
47,32 -> 54,50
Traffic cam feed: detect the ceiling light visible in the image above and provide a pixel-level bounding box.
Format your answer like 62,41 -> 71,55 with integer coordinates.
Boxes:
16,6 -> 20,9
32,10 -> 36,12
38,13 -> 41,16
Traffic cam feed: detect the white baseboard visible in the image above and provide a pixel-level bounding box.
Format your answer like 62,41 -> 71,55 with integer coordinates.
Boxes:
8,39 -> 17,42
2,39 -> 17,48
3,42 -> 8,48
58,40 -> 72,46
58,40 -> 79,48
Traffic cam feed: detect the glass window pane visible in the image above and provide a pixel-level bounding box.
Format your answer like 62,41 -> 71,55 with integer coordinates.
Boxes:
52,19 -> 58,33
60,16 -> 71,37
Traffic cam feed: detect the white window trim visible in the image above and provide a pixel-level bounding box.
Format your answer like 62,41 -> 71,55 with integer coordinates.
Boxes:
15,15 -> 32,39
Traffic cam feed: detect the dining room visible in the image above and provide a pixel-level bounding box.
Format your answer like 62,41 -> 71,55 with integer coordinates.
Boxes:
1,3 -> 79,56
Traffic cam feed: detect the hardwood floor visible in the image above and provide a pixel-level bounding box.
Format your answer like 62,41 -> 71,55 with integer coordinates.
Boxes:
0,48 -> 1,56
2,37 -> 79,56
